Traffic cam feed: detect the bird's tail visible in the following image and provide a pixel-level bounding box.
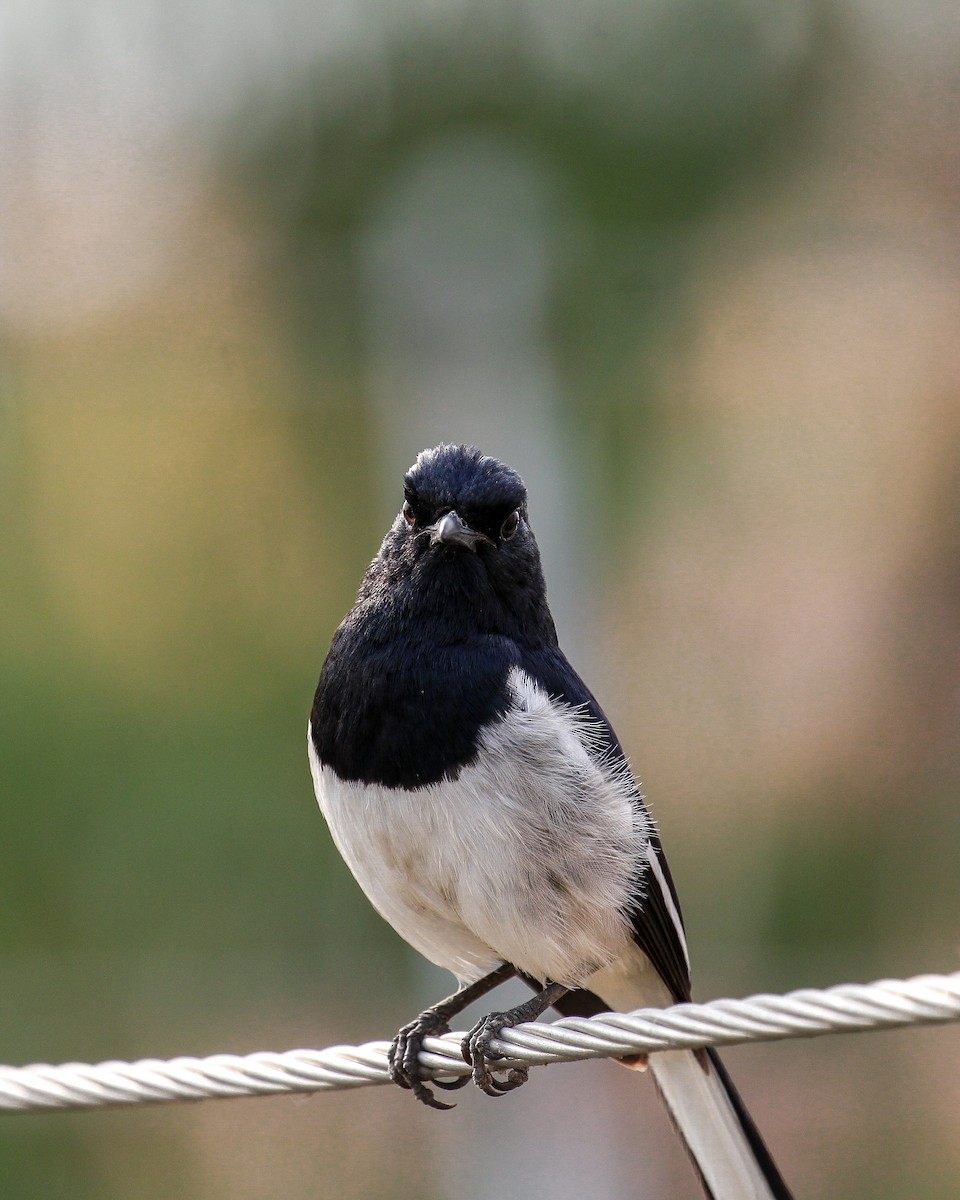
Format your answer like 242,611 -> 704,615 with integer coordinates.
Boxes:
648,1047 -> 793,1200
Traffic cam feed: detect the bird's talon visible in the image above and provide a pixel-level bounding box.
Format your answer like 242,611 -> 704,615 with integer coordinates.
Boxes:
411,1078 -> 456,1110
461,1011 -> 532,1098
433,1074 -> 471,1091
388,1011 -> 459,1109
472,1065 -> 513,1096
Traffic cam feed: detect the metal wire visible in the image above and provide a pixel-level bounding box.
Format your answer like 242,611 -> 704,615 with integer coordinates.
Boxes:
2,969 -> 958,1114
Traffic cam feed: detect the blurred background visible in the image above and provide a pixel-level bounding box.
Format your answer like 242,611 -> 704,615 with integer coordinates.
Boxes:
1,1 -> 959,1197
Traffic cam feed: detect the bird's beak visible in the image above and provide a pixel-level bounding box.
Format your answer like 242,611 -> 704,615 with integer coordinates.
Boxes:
424,510 -> 491,552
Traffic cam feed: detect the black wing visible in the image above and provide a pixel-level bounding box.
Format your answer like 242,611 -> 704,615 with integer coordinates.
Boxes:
519,646 -> 693,1007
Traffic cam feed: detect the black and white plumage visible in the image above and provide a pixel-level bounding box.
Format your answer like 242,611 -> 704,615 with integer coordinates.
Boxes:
309,444 -> 791,1200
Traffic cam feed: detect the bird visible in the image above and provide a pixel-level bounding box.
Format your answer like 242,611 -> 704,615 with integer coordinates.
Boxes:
308,443 -> 792,1200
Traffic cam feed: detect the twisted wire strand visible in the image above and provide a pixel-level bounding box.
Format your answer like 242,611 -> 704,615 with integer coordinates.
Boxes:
2,969 -> 958,1114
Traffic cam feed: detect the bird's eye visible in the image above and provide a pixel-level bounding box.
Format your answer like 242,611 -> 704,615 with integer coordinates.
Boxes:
500,510 -> 520,541
402,500 -> 416,527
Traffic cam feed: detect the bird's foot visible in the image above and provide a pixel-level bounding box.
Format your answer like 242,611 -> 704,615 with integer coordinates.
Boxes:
461,1009 -> 530,1096
461,982 -> 567,1097
389,1008 -> 470,1110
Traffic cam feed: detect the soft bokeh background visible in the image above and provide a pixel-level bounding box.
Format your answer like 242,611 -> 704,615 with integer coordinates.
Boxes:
2,2 -> 959,1197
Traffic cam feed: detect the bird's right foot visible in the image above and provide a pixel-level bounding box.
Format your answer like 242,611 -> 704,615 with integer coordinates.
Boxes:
388,1009 -> 470,1110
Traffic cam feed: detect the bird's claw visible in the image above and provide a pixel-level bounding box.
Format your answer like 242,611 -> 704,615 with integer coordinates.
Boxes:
388,1010 -> 466,1110
461,1011 -> 530,1097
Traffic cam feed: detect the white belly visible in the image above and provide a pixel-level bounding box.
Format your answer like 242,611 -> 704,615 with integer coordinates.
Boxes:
309,667 -> 650,989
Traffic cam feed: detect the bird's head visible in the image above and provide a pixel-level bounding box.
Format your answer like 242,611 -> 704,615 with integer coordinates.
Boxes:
401,443 -> 527,554
369,444 -> 554,643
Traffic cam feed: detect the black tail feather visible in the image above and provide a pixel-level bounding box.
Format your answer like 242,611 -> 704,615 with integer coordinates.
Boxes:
704,1047 -> 793,1200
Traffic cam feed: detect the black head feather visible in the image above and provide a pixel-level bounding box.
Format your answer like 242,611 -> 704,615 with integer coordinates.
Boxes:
367,444 -> 552,634
402,444 -> 527,535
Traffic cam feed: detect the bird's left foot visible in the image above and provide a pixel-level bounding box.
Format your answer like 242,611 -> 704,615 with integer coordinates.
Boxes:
461,983 -> 567,1097
461,1010 -> 530,1096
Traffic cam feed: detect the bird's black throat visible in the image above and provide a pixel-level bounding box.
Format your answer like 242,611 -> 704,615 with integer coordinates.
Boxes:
311,515 -> 558,790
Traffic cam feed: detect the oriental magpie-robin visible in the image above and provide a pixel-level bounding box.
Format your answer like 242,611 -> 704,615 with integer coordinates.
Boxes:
309,444 -> 791,1200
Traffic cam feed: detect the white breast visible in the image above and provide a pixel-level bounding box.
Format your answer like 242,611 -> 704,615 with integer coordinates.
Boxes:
309,667 -> 651,989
